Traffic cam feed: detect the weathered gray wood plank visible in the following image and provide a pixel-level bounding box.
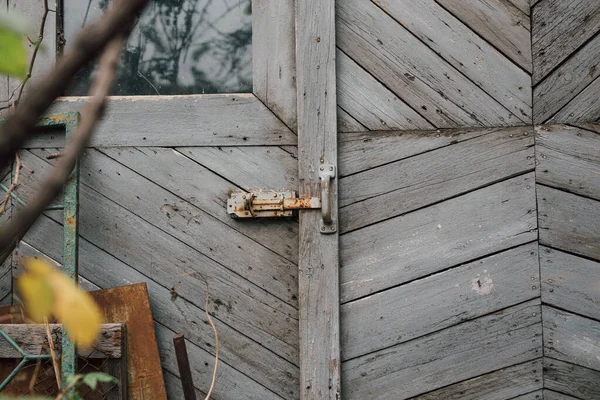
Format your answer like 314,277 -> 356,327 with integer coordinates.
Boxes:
337,0 -> 520,128
34,147 -> 299,306
0,324 -> 124,358
532,0 -> 600,83
375,0 -> 531,120
544,358 -> 600,399
543,389 -> 580,400
541,247 -> 600,321
154,322 -> 282,400
296,0 -> 341,396
337,107 -> 366,133
337,50 -> 433,130
536,125 -> 600,200
21,215 -> 299,399
99,146 -> 299,262
27,95 -> 297,147
0,270 -> 11,304
340,126 -> 534,232
17,150 -> 299,364
342,300 -> 542,400
538,185 -> 600,260
409,359 -> 542,400
533,35 -> 600,123
252,0 -> 297,131
163,370 -> 208,400
508,0 -> 530,16
339,126 -> 494,177
342,243 -> 539,360
549,75 -> 600,124
543,306 -> 600,371
435,0 -> 533,73
341,174 -> 537,302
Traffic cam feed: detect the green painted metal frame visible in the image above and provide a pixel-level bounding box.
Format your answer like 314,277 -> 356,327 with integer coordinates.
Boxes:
0,112 -> 80,391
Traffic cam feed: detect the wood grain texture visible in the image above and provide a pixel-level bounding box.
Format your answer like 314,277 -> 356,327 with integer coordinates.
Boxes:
436,0 -> 532,72
508,0 -> 530,16
342,243 -> 539,360
338,126 -> 493,177
154,322 -> 282,400
0,270 -> 10,303
296,0 -> 341,396
375,0 -> 531,121
337,50 -> 433,130
533,34 -> 600,123
341,173 -> 537,302
252,0 -> 297,130
543,390 -> 580,400
22,214 -> 300,399
100,146 -> 299,263
544,357 -> 600,399
337,0 -> 520,128
89,284 -> 166,400
410,359 -> 543,400
532,0 -> 600,83
536,125 -> 600,200
340,126 -> 534,232
538,185 -> 600,260
29,95 -> 298,147
541,246 -> 600,321
342,300 -> 542,400
549,76 -> 600,124
543,306 -> 600,371
511,391 -> 544,400
337,107 -> 367,132
17,150 -> 299,364
0,324 -> 124,358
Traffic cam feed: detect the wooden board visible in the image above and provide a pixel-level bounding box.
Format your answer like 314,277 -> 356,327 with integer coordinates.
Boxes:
410,359 -> 543,400
338,127 -> 493,177
336,0 -> 520,128
536,125 -> 600,200
337,50 -> 434,130
533,35 -> 600,123
22,94 -> 299,147
89,284 -> 166,400
295,0 -> 341,397
543,306 -> 600,371
339,126 -> 534,232
252,0 -> 297,131
549,76 -> 600,124
538,185 -> 600,260
544,358 -> 600,399
20,216 -> 300,399
337,107 -> 366,133
532,0 -> 600,84
341,174 -> 537,302
342,243 -> 539,360
541,246 -> 600,321
342,300 -> 542,399
544,390 -> 580,400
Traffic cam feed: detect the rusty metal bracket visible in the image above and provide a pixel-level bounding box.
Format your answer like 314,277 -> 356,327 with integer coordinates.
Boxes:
227,190 -> 321,219
318,163 -> 336,234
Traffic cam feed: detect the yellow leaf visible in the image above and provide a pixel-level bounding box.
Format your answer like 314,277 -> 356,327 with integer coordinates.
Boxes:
18,257 -> 103,347
16,272 -> 53,323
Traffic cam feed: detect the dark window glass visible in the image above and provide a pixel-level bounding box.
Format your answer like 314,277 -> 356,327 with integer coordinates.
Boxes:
63,0 -> 252,95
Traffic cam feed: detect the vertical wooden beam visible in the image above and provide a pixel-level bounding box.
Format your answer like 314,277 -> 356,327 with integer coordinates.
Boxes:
295,0 -> 340,398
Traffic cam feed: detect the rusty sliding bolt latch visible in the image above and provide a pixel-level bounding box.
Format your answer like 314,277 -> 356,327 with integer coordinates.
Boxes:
227,190 -> 321,218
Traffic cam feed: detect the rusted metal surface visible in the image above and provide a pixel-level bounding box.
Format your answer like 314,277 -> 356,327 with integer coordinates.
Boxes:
227,190 -> 321,218
90,283 -> 166,400
173,333 -> 197,400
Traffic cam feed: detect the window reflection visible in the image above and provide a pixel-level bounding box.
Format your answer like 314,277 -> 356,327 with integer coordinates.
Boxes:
63,0 -> 252,95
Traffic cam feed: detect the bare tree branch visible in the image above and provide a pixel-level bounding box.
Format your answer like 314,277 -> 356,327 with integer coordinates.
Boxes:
0,0 -> 150,172
0,35 -> 127,262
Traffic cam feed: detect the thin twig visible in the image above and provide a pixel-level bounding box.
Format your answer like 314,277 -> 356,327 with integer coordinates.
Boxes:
55,375 -> 81,400
202,276 -> 218,400
28,359 -> 41,394
44,317 -> 61,389
0,153 -> 22,215
0,35 -> 127,262
0,0 -> 150,173
46,152 -> 64,160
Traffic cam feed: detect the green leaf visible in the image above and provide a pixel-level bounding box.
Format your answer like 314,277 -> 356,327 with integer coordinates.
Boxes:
81,372 -> 118,390
0,26 -> 26,78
